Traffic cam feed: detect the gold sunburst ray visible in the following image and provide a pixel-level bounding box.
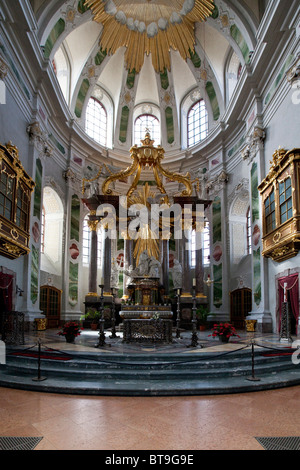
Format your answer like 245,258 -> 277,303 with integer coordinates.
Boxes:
85,0 -> 215,73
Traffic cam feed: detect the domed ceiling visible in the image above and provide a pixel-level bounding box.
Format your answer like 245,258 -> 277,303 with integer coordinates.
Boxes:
34,0 -> 260,156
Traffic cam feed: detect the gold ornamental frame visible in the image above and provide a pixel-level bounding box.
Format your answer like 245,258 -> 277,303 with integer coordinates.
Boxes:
102,131 -> 193,200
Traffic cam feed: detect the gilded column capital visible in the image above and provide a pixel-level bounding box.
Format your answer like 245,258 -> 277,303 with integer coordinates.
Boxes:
87,219 -> 99,231
88,212 -> 99,231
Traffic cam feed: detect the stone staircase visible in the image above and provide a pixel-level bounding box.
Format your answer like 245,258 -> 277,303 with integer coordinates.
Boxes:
0,345 -> 300,396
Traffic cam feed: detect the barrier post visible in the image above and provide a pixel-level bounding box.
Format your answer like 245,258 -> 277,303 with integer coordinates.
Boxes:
246,340 -> 260,382
32,339 -> 47,381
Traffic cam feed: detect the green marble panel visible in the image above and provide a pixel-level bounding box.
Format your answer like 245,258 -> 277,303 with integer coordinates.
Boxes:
33,159 -> 42,220
118,272 -> 123,298
126,69 -> 136,89
264,55 -> 294,105
119,106 -> 130,143
95,47 -> 107,66
251,162 -> 259,223
230,24 -> 250,64
253,247 -> 261,306
212,196 -> 222,244
189,48 -> 201,68
117,237 -> 124,250
44,18 -> 65,59
48,134 -> 65,155
165,107 -> 174,144
31,246 -> 39,304
75,78 -> 90,118
71,195 -> 80,242
213,263 -> 223,308
0,44 -> 31,100
227,135 -> 246,158
206,81 -> 220,121
210,3 -> 219,19
160,68 -> 169,90
78,0 -> 90,14
69,262 -> 78,306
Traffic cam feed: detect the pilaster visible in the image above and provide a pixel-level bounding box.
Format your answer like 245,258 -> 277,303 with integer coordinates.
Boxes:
242,126 -> 272,332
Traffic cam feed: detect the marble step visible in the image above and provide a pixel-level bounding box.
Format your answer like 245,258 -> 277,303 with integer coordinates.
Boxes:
2,348 -> 297,380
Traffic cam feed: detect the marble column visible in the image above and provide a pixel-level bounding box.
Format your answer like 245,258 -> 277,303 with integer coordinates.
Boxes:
195,244 -> 204,295
87,214 -> 99,295
162,239 -> 169,294
102,228 -> 112,294
181,234 -> 191,295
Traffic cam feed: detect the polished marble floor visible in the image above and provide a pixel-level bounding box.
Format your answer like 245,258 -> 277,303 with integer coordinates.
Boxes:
9,325 -> 299,356
1,327 -> 300,451
0,384 -> 299,450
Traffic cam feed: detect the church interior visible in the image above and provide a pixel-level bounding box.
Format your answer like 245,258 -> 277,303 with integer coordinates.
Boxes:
0,0 -> 300,451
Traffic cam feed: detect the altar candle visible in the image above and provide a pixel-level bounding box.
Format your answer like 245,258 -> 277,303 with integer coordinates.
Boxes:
193,278 -> 196,287
284,282 -> 287,302
100,277 -> 104,286
177,288 -> 181,296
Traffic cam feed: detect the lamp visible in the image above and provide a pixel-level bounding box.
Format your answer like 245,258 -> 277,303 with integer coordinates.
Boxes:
16,285 -> 24,297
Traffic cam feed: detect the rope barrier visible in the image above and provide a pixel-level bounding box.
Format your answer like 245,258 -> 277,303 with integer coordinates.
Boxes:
4,338 -> 276,367
6,336 -> 298,380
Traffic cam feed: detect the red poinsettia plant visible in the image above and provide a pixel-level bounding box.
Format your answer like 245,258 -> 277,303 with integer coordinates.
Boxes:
58,321 -> 82,337
209,322 -> 240,339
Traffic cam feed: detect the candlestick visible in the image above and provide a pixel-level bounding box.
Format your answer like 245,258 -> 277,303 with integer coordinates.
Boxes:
95,284 -> 106,347
284,282 -> 287,302
109,287 -> 119,339
175,287 -> 181,338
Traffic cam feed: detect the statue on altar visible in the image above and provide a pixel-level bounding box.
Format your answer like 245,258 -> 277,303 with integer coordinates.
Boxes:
134,250 -> 150,276
110,259 -> 119,288
127,250 -> 161,279
124,264 -> 134,287
171,259 -> 182,289
148,256 -> 161,278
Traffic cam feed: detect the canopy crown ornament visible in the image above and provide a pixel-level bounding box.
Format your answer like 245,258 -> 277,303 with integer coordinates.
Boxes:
84,0 -> 215,72
102,130 -> 193,200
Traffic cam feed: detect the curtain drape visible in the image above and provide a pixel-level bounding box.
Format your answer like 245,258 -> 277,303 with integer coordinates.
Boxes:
278,274 -> 299,332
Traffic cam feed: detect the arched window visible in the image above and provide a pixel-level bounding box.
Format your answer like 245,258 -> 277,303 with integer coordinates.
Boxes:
53,45 -> 71,105
187,100 -> 208,147
40,187 -> 64,275
203,221 -> 210,265
190,221 -> 210,268
85,97 -> 107,146
134,114 -> 160,146
226,50 -> 242,102
82,215 -> 103,267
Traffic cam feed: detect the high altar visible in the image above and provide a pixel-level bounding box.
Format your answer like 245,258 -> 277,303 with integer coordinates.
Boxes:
82,132 -> 211,342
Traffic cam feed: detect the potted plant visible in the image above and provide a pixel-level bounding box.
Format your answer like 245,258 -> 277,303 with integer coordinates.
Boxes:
196,306 -> 208,331
58,321 -> 82,343
82,309 -> 100,330
209,322 -> 240,343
